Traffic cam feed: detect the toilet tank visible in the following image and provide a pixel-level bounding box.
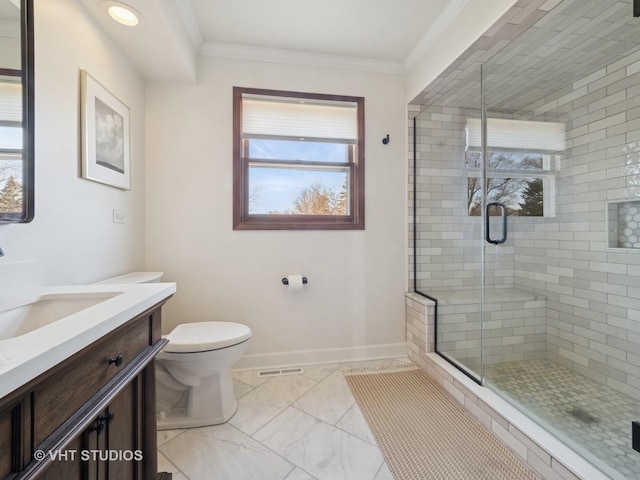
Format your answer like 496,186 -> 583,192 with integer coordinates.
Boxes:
94,272 -> 164,284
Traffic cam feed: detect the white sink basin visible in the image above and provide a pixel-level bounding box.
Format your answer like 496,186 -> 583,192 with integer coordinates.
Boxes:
0,282 -> 176,400
0,292 -> 120,340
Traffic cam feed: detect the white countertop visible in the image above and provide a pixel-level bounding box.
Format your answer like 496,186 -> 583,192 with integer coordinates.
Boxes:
0,282 -> 176,399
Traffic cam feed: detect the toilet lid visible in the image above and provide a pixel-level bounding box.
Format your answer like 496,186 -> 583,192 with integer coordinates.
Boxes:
163,322 -> 252,353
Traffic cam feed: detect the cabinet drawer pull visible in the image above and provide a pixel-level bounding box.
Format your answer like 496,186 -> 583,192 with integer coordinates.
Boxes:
108,354 -> 124,367
89,411 -> 114,435
90,418 -> 105,434
100,411 -> 114,425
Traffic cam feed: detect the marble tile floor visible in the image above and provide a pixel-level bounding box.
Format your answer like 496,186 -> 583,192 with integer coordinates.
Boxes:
157,358 -> 413,480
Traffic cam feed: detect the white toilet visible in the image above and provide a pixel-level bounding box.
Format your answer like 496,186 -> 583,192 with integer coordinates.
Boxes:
156,322 -> 251,429
94,271 -> 165,285
96,272 -> 252,430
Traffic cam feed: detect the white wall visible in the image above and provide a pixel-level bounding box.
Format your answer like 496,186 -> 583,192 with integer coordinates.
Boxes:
145,56 -> 407,366
0,0 -> 146,291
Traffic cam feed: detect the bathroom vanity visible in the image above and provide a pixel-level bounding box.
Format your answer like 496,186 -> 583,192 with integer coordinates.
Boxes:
0,283 -> 175,480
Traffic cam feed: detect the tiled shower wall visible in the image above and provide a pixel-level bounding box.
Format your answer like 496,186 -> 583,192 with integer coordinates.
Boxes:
409,104 -> 515,294
409,47 -> 640,403
511,51 -> 640,401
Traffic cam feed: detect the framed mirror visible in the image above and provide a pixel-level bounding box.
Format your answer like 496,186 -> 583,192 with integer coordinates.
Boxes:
0,0 -> 33,223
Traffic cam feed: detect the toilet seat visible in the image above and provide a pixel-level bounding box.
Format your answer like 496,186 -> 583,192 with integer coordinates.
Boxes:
164,322 -> 252,353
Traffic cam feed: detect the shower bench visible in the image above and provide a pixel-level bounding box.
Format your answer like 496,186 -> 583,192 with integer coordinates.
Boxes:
407,288 -> 547,366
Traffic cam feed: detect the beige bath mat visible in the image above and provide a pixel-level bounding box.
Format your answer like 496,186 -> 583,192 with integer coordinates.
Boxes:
344,367 -> 540,480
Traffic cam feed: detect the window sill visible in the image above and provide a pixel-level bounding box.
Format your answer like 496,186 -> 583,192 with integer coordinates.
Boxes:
233,215 -> 364,231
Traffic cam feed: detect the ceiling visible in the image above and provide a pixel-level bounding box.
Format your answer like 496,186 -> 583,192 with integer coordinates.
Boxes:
0,1 -> 19,21
415,0 -> 640,112
189,0 -> 450,62
0,0 -> 19,34
78,0 -> 467,82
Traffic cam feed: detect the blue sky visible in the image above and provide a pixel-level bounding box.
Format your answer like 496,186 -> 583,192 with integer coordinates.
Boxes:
247,139 -> 349,214
0,125 -> 21,150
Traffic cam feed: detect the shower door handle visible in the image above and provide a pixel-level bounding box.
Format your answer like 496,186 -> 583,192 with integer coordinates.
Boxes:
486,202 -> 507,245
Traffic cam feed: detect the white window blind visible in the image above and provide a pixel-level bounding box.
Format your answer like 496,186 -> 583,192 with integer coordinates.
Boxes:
466,118 -> 566,152
242,96 -> 358,143
0,81 -> 21,123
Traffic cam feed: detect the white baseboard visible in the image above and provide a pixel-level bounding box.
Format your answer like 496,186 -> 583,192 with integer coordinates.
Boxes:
233,342 -> 408,370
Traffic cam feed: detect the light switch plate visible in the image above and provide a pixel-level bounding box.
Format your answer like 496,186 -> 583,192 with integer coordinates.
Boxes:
113,209 -> 125,224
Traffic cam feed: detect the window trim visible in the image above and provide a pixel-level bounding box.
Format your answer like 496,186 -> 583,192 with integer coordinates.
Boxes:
0,69 -> 31,222
233,87 -> 365,230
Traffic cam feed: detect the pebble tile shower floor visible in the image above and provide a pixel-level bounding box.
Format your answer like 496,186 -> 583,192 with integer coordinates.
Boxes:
487,359 -> 640,479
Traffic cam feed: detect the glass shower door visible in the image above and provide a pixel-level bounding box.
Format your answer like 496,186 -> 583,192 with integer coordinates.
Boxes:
481,59 -> 564,374
414,65 -> 486,383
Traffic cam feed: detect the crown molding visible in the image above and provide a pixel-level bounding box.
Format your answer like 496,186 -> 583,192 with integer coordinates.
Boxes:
173,0 -> 203,50
200,42 -> 406,75
404,0 -> 469,72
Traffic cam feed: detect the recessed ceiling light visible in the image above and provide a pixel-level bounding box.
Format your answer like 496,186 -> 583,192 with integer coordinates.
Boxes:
101,1 -> 144,27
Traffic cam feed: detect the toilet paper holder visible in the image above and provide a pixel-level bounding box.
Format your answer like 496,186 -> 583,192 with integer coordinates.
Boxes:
281,276 -> 308,285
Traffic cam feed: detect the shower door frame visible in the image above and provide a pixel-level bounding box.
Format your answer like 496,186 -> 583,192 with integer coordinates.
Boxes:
412,64 -> 489,386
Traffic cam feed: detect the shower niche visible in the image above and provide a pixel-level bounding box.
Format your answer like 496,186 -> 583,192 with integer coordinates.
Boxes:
608,199 -> 640,250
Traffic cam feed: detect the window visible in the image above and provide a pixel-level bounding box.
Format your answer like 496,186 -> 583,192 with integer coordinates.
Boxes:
465,150 -> 556,217
233,87 -> 364,230
465,118 -> 563,217
0,71 -> 27,221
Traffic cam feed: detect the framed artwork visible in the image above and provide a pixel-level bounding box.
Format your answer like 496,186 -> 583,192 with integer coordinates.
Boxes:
80,70 -> 130,190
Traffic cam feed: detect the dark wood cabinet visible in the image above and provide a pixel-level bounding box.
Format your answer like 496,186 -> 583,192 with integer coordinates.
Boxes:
0,301 -> 169,480
104,381 -> 138,480
39,432 -> 85,480
40,381 -> 139,480
0,406 -> 14,478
